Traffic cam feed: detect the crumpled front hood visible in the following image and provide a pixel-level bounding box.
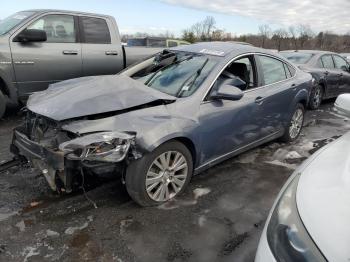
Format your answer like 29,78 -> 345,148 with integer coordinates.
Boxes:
296,131 -> 350,261
27,75 -> 176,121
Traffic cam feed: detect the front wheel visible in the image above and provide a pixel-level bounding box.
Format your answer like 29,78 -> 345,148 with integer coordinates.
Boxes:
280,103 -> 305,142
125,141 -> 193,207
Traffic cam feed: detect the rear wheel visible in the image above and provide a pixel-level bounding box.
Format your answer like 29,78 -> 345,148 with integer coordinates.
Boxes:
125,141 -> 193,207
281,103 -> 305,142
308,84 -> 323,109
0,91 -> 6,119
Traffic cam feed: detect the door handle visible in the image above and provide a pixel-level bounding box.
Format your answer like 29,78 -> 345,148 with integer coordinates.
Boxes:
63,50 -> 78,55
291,83 -> 297,90
255,96 -> 264,104
324,71 -> 329,75
337,73 -> 343,77
105,51 -> 118,55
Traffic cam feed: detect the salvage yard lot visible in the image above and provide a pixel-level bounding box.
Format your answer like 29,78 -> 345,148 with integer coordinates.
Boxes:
0,100 -> 349,262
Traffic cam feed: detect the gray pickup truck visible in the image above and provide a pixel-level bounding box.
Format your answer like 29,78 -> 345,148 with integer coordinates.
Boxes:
0,10 -> 162,118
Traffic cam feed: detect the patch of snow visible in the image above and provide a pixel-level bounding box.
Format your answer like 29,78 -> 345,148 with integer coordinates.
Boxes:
0,210 -> 18,222
193,188 -> 211,200
198,215 -> 206,227
265,160 -> 297,170
64,222 -> 88,235
285,151 -> 303,159
15,220 -> 25,232
46,229 -> 60,237
21,246 -> 40,262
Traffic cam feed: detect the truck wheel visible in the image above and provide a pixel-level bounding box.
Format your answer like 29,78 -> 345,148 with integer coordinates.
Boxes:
280,103 -> 305,143
0,91 -> 6,119
125,141 -> 193,207
308,84 -> 323,110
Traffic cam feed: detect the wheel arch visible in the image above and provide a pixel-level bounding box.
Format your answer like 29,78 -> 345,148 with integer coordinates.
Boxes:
143,135 -> 198,168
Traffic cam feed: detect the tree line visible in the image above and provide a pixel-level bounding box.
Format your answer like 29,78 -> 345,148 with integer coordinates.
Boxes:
122,16 -> 350,52
181,16 -> 350,52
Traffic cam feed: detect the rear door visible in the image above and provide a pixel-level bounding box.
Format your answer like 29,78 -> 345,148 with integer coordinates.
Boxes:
10,14 -> 82,97
332,54 -> 350,94
79,16 -> 123,76
255,55 -> 296,133
320,54 -> 339,97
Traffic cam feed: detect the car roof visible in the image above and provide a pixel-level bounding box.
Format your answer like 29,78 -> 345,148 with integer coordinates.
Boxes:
280,50 -> 336,55
21,9 -> 112,18
170,42 -> 272,57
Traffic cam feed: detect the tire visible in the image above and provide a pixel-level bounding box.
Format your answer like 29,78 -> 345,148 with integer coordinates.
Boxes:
308,84 -> 323,110
125,140 -> 193,207
0,91 -> 6,119
280,103 -> 305,143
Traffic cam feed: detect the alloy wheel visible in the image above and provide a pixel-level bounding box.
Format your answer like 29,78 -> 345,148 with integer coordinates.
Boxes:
289,108 -> 304,139
145,151 -> 188,202
312,87 -> 322,108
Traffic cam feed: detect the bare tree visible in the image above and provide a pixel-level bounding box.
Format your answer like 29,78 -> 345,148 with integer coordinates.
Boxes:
289,26 -> 298,49
258,24 -> 271,48
272,28 -> 288,51
297,24 -> 313,48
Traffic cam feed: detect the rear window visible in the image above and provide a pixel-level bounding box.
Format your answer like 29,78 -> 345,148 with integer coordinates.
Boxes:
280,52 -> 314,64
80,17 -> 111,44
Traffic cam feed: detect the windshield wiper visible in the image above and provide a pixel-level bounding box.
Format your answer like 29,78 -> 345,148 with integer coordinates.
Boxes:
145,54 -> 194,86
176,58 -> 209,97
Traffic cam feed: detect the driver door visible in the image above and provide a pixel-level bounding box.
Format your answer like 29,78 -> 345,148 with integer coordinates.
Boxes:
198,55 -> 266,164
10,14 -> 82,98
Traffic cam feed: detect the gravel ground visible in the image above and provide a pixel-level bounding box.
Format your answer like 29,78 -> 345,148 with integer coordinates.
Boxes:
0,100 -> 349,262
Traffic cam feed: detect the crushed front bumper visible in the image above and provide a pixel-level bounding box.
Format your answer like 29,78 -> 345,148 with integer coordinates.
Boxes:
10,128 -> 72,192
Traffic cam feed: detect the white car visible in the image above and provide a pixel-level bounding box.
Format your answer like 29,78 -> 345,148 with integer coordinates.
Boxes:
255,94 -> 350,262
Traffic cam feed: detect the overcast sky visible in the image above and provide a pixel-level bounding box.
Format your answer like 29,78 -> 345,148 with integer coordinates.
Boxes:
1,0 -> 349,36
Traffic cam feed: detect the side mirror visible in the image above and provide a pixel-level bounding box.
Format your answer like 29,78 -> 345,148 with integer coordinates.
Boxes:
210,84 -> 244,101
13,29 -> 47,43
334,94 -> 350,117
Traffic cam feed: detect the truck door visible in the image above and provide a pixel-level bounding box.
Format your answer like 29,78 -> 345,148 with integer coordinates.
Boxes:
79,16 -> 123,76
10,14 -> 82,98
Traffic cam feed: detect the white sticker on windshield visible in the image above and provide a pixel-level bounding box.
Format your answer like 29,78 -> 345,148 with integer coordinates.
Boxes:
13,15 -> 28,20
199,49 -> 225,56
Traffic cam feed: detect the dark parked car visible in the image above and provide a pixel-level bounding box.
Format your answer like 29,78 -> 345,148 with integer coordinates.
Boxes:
11,42 -> 311,206
280,50 -> 350,109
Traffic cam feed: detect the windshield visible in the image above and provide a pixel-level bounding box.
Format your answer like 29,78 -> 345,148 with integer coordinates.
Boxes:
127,51 -> 217,97
0,11 -> 35,36
127,39 -> 146,46
280,52 -> 314,64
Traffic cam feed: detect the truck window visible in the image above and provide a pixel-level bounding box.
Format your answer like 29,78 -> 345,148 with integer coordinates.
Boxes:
80,17 -> 111,44
27,15 -> 76,43
168,41 -> 178,47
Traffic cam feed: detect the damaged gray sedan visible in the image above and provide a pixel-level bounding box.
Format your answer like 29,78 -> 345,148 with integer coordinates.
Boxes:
10,42 -> 311,206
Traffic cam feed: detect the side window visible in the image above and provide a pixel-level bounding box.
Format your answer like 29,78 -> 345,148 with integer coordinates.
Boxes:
27,15 -> 76,43
214,55 -> 257,91
80,16 -> 111,44
316,58 -> 323,68
333,55 -> 348,70
168,41 -> 178,47
283,64 -> 292,78
321,55 -> 334,69
287,64 -> 296,77
258,55 -> 287,85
